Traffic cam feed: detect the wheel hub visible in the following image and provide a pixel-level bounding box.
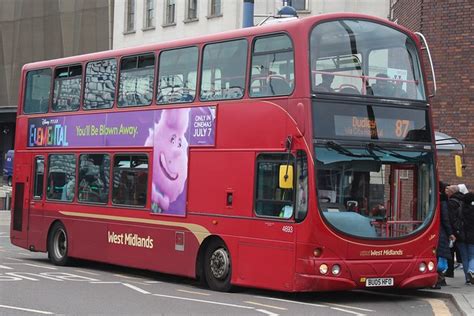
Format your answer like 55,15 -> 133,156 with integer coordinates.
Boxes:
53,229 -> 67,259
210,248 -> 229,280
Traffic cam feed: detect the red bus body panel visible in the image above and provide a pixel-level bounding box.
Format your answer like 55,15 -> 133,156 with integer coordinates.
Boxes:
10,13 -> 438,292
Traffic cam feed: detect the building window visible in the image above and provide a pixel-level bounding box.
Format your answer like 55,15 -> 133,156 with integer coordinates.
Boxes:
289,0 -> 308,11
209,0 -> 221,17
164,0 -> 176,25
186,0 -> 198,20
144,0 -> 155,29
125,0 -> 136,32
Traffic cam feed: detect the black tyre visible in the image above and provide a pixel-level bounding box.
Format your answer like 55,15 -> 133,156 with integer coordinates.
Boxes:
204,239 -> 232,292
7,176 -> 12,186
47,222 -> 70,266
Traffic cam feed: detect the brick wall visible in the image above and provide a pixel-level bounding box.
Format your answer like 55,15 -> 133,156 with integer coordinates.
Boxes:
392,0 -> 474,190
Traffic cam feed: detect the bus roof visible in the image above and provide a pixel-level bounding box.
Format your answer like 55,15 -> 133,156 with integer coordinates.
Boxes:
22,12 -> 411,72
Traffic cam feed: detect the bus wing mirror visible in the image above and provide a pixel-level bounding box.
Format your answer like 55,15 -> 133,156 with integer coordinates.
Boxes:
455,155 -> 463,178
279,165 -> 294,189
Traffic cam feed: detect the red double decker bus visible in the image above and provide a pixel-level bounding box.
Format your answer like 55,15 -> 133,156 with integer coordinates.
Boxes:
11,13 -> 439,292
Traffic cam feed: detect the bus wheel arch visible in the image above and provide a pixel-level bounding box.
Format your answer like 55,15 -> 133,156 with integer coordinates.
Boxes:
47,220 -> 70,266
196,236 -> 233,292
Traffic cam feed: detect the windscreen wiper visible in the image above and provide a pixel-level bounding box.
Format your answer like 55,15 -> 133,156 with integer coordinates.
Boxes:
368,143 -> 420,162
365,143 -> 381,161
326,141 -> 374,158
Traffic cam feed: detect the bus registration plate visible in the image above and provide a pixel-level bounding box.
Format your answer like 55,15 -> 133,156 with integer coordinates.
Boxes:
365,277 -> 394,287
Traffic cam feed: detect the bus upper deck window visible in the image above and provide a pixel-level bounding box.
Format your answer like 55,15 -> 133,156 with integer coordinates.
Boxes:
52,65 -> 82,112
83,59 -> 117,110
200,39 -> 247,101
24,69 -> 52,114
310,20 -> 426,101
250,34 -> 294,97
157,47 -> 198,105
119,54 -> 155,107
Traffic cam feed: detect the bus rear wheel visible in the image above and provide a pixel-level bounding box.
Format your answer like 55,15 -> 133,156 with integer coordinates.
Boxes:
48,222 -> 70,266
204,240 -> 232,292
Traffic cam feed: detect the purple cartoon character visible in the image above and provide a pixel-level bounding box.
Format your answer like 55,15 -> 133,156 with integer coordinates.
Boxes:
145,108 -> 190,214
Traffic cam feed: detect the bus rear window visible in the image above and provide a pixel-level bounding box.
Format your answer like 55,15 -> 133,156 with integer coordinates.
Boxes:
24,69 -> 51,114
84,59 -> 117,110
112,155 -> 148,207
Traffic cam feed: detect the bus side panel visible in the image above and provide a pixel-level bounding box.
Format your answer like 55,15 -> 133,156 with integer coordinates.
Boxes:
104,221 -> 198,277
58,207 -> 199,278
187,151 -> 255,216
237,237 -> 295,291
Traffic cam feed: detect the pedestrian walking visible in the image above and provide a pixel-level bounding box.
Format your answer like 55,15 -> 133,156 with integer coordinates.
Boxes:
432,182 -> 455,288
458,192 -> 474,285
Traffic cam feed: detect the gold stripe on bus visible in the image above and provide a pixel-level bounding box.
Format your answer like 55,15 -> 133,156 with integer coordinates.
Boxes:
59,211 -> 210,244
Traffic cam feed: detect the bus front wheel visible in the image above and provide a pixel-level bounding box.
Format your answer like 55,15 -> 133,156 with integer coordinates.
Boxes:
204,240 -> 232,292
47,222 -> 70,266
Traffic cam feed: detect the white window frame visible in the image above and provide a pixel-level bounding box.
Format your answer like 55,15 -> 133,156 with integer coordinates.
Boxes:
208,0 -> 222,18
290,0 -> 309,12
185,0 -> 198,21
124,0 -> 136,33
143,0 -> 155,29
163,0 -> 176,26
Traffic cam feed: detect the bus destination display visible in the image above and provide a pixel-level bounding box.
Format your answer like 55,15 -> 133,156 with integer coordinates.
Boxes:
334,115 -> 415,140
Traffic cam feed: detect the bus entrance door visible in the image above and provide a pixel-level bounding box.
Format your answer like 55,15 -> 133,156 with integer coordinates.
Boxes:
10,153 -> 32,249
389,167 -> 416,238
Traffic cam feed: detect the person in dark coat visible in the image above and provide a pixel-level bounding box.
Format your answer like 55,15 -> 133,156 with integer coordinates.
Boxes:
433,182 -> 455,288
458,192 -> 474,284
446,185 -> 465,268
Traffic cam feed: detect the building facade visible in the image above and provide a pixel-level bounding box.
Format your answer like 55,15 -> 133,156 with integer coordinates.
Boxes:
0,0 -> 112,174
391,0 -> 474,189
113,0 -> 389,49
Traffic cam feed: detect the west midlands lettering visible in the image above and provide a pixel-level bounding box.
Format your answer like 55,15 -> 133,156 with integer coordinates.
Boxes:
29,123 -> 69,147
108,231 -> 154,249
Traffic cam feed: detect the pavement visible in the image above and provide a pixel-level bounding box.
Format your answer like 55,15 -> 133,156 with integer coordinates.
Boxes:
421,268 -> 474,316
0,185 -> 12,210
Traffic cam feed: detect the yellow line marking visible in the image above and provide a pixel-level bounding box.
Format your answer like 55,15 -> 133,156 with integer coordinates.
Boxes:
244,301 -> 288,311
177,289 -> 211,296
425,298 -> 451,316
60,211 -> 210,244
